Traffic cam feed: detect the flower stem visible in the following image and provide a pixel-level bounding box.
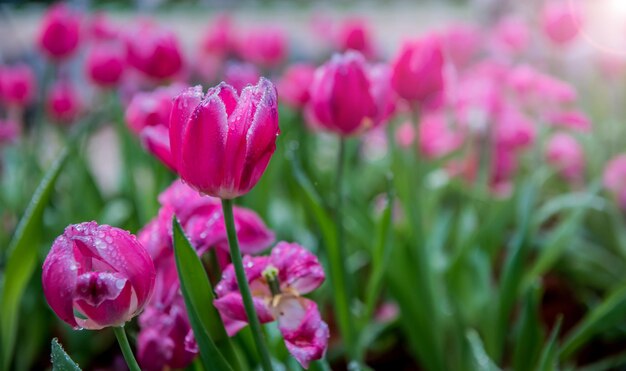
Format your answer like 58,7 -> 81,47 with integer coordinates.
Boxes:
221,198 -> 274,371
113,326 -> 141,371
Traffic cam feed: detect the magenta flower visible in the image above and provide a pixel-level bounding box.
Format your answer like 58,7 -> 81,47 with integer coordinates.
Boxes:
546,133 -> 585,182
493,106 -> 535,150
604,155 -> 626,208
201,14 -> 234,58
278,63 -> 316,110
125,85 -> 179,135
547,110 -> 591,132
0,64 -> 36,107
337,18 -> 374,58
42,222 -> 155,330
419,112 -> 463,159
85,42 -> 126,88
541,1 -> 582,46
237,27 -> 287,68
224,62 -> 261,93
309,51 -> 379,136
46,80 -> 81,124
138,260 -> 197,371
37,3 -> 81,61
440,23 -> 482,69
0,119 -> 20,145
391,34 -> 445,108
489,16 -> 530,58
125,23 -> 183,80
168,78 -> 279,199
214,242 -> 329,368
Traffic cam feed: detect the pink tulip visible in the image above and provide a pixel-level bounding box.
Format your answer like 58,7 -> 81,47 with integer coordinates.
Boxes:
309,51 -> 379,136
368,63 -> 397,126
88,12 -> 119,41
169,78 -> 279,199
493,106 -> 535,150
391,34 -> 445,108
46,80 -> 81,124
86,42 -> 126,87
138,260 -> 197,371
125,85 -> 178,135
278,63 -> 316,109
419,112 -> 463,158
604,154 -> 626,208
201,14 -> 234,58
547,110 -> 591,132
38,3 -> 81,61
0,119 -> 20,145
42,222 -> 155,330
489,16 -> 530,57
0,64 -> 36,107
224,62 -> 261,93
541,1 -> 582,46
507,65 -> 577,112
337,18 -> 374,58
395,121 -> 416,149
126,23 -> 183,80
441,23 -> 482,69
237,27 -> 287,68
214,242 -> 328,368
546,133 -> 585,181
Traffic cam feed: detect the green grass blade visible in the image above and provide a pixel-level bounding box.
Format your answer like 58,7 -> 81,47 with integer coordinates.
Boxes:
172,218 -> 237,371
512,284 -> 543,371
537,317 -> 563,371
466,330 -> 501,371
51,338 -> 81,371
0,148 -> 69,370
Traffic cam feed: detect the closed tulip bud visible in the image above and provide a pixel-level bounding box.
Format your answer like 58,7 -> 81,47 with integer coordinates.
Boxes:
86,43 -> 126,87
237,27 -> 287,68
541,1 -> 582,46
46,80 -> 81,124
391,34 -> 445,108
0,64 -> 36,107
38,3 -> 81,61
337,18 -> 374,58
309,51 -> 378,136
278,63 -> 316,109
169,78 -> 279,199
126,23 -> 183,80
42,222 -> 155,330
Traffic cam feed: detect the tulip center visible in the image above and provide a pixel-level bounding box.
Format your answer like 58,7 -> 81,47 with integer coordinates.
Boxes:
75,271 -> 127,306
262,265 -> 281,297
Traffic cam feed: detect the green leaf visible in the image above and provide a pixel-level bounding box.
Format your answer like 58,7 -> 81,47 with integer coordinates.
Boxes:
466,330 -> 501,371
50,338 -> 81,371
536,317 -> 562,371
172,218 -> 237,371
560,284 -> 626,359
512,284 -> 543,371
0,148 -> 69,370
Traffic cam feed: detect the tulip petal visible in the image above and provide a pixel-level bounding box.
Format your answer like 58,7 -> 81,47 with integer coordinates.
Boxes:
42,234 -> 80,328
270,242 -> 325,295
170,86 -> 204,169
213,292 -> 274,336
141,125 -> 176,171
75,275 -> 132,329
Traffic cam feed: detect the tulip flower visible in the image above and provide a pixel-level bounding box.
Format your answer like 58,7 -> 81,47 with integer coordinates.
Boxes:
419,112 -> 463,158
125,85 -> 178,135
88,12 -> 119,41
86,43 -> 126,87
309,51 -> 379,136
237,27 -> 287,68
547,110 -> 591,132
278,63 -> 316,110
541,1 -> 582,46
224,62 -> 261,93
42,222 -> 155,330
0,64 -> 36,107
214,242 -> 329,368
337,18 -> 374,58
604,154 -> 626,208
489,16 -> 530,58
546,133 -> 585,182
168,78 -> 279,199
441,23 -> 482,69
201,14 -> 234,58
37,3 -> 81,61
126,23 -> 183,80
493,106 -> 535,150
391,34 -> 445,109
46,80 -> 81,124
0,119 -> 20,145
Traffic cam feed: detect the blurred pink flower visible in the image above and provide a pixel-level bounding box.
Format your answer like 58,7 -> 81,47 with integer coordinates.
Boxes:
46,80 -> 81,124
395,121 -> 415,149
237,27 -> 287,68
0,119 -> 20,145
391,34 -> 445,109
546,133 -> 585,182
0,64 -> 36,107
541,1 -> 582,46
604,154 -> 626,208
38,3 -> 81,61
85,42 -> 126,88
42,222 -> 155,330
88,12 -> 119,41
547,110 -> 591,132
201,14 -> 234,58
214,242 -> 328,368
490,16 -> 530,58
493,106 -> 535,150
419,112 -> 463,158
278,63 -> 316,110
125,84 -> 181,135
169,79 -> 279,199
126,22 -> 184,80
224,62 -> 261,93
440,23 -> 483,69
337,18 -> 374,58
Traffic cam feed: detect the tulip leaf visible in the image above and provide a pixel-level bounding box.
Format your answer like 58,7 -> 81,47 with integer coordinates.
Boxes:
512,284 -> 543,371
466,330 -> 501,371
171,218 -> 238,371
536,317 -> 562,371
0,148 -> 69,370
50,338 -> 81,371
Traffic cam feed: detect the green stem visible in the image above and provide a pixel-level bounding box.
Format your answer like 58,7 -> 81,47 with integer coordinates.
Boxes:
333,138 -> 358,363
113,326 -> 141,371
221,198 -> 274,371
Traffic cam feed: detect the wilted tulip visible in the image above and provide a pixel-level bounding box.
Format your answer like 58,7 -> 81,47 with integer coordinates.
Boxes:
546,133 -> 585,182
278,63 -> 316,110
391,34 -> 445,109
46,80 -> 81,124
0,64 -> 36,107
42,222 -> 155,330
214,242 -> 328,368
38,3 -> 81,61
126,23 -> 183,80
541,1 -> 582,46
86,43 -> 126,87
169,78 -> 279,199
309,51 -> 379,136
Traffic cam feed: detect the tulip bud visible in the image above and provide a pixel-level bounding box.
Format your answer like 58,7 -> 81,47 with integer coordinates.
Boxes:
237,27 -> 287,68
37,3 -> 81,61
86,43 -> 126,88
278,63 -> 315,110
46,80 -> 81,124
0,64 -> 36,107
309,51 -> 378,136
126,23 -> 183,80
42,222 -> 155,330
541,1 -> 582,46
546,133 -> 585,182
169,78 -> 279,199
337,18 -> 374,58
